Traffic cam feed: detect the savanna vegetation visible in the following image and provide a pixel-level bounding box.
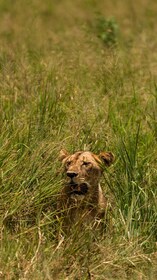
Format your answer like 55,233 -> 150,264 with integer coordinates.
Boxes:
0,0 -> 157,279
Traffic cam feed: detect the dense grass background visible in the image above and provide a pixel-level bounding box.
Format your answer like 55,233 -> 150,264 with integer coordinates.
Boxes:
0,0 -> 157,279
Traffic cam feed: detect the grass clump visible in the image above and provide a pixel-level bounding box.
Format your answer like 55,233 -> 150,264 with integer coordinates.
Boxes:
95,15 -> 119,47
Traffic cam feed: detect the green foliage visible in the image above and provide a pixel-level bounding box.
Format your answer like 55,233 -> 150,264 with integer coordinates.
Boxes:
95,15 -> 119,47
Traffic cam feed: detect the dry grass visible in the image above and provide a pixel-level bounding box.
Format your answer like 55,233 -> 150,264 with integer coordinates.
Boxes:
0,0 -> 157,279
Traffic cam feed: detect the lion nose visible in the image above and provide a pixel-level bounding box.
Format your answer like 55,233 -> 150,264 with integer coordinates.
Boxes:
67,171 -> 78,178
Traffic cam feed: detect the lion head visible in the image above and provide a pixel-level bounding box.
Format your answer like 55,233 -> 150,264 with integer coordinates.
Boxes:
59,149 -> 114,199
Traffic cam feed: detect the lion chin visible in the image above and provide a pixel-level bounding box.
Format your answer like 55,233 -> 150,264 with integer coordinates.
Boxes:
68,182 -> 89,195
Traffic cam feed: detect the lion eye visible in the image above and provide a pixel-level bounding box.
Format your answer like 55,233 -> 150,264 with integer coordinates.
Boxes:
66,161 -> 72,168
82,161 -> 91,166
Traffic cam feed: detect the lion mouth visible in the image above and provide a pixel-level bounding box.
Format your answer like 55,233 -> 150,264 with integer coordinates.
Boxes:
69,182 -> 89,195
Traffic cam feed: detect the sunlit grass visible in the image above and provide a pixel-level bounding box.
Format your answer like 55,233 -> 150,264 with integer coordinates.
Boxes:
0,0 -> 157,279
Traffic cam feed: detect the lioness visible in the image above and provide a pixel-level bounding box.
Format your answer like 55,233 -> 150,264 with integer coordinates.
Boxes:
57,149 -> 114,232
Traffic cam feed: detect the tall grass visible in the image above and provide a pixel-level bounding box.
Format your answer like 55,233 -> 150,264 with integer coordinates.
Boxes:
0,0 -> 157,279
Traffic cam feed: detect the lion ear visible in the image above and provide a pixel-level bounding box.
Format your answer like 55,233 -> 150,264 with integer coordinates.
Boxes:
59,149 -> 69,161
99,152 -> 114,166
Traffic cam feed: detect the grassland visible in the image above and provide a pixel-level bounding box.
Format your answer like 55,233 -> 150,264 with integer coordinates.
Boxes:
0,0 -> 157,279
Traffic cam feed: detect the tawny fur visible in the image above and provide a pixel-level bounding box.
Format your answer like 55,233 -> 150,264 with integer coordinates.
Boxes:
57,149 -> 114,231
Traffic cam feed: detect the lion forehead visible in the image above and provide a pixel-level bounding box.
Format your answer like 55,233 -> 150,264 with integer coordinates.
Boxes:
79,151 -> 96,161
69,151 -> 101,166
